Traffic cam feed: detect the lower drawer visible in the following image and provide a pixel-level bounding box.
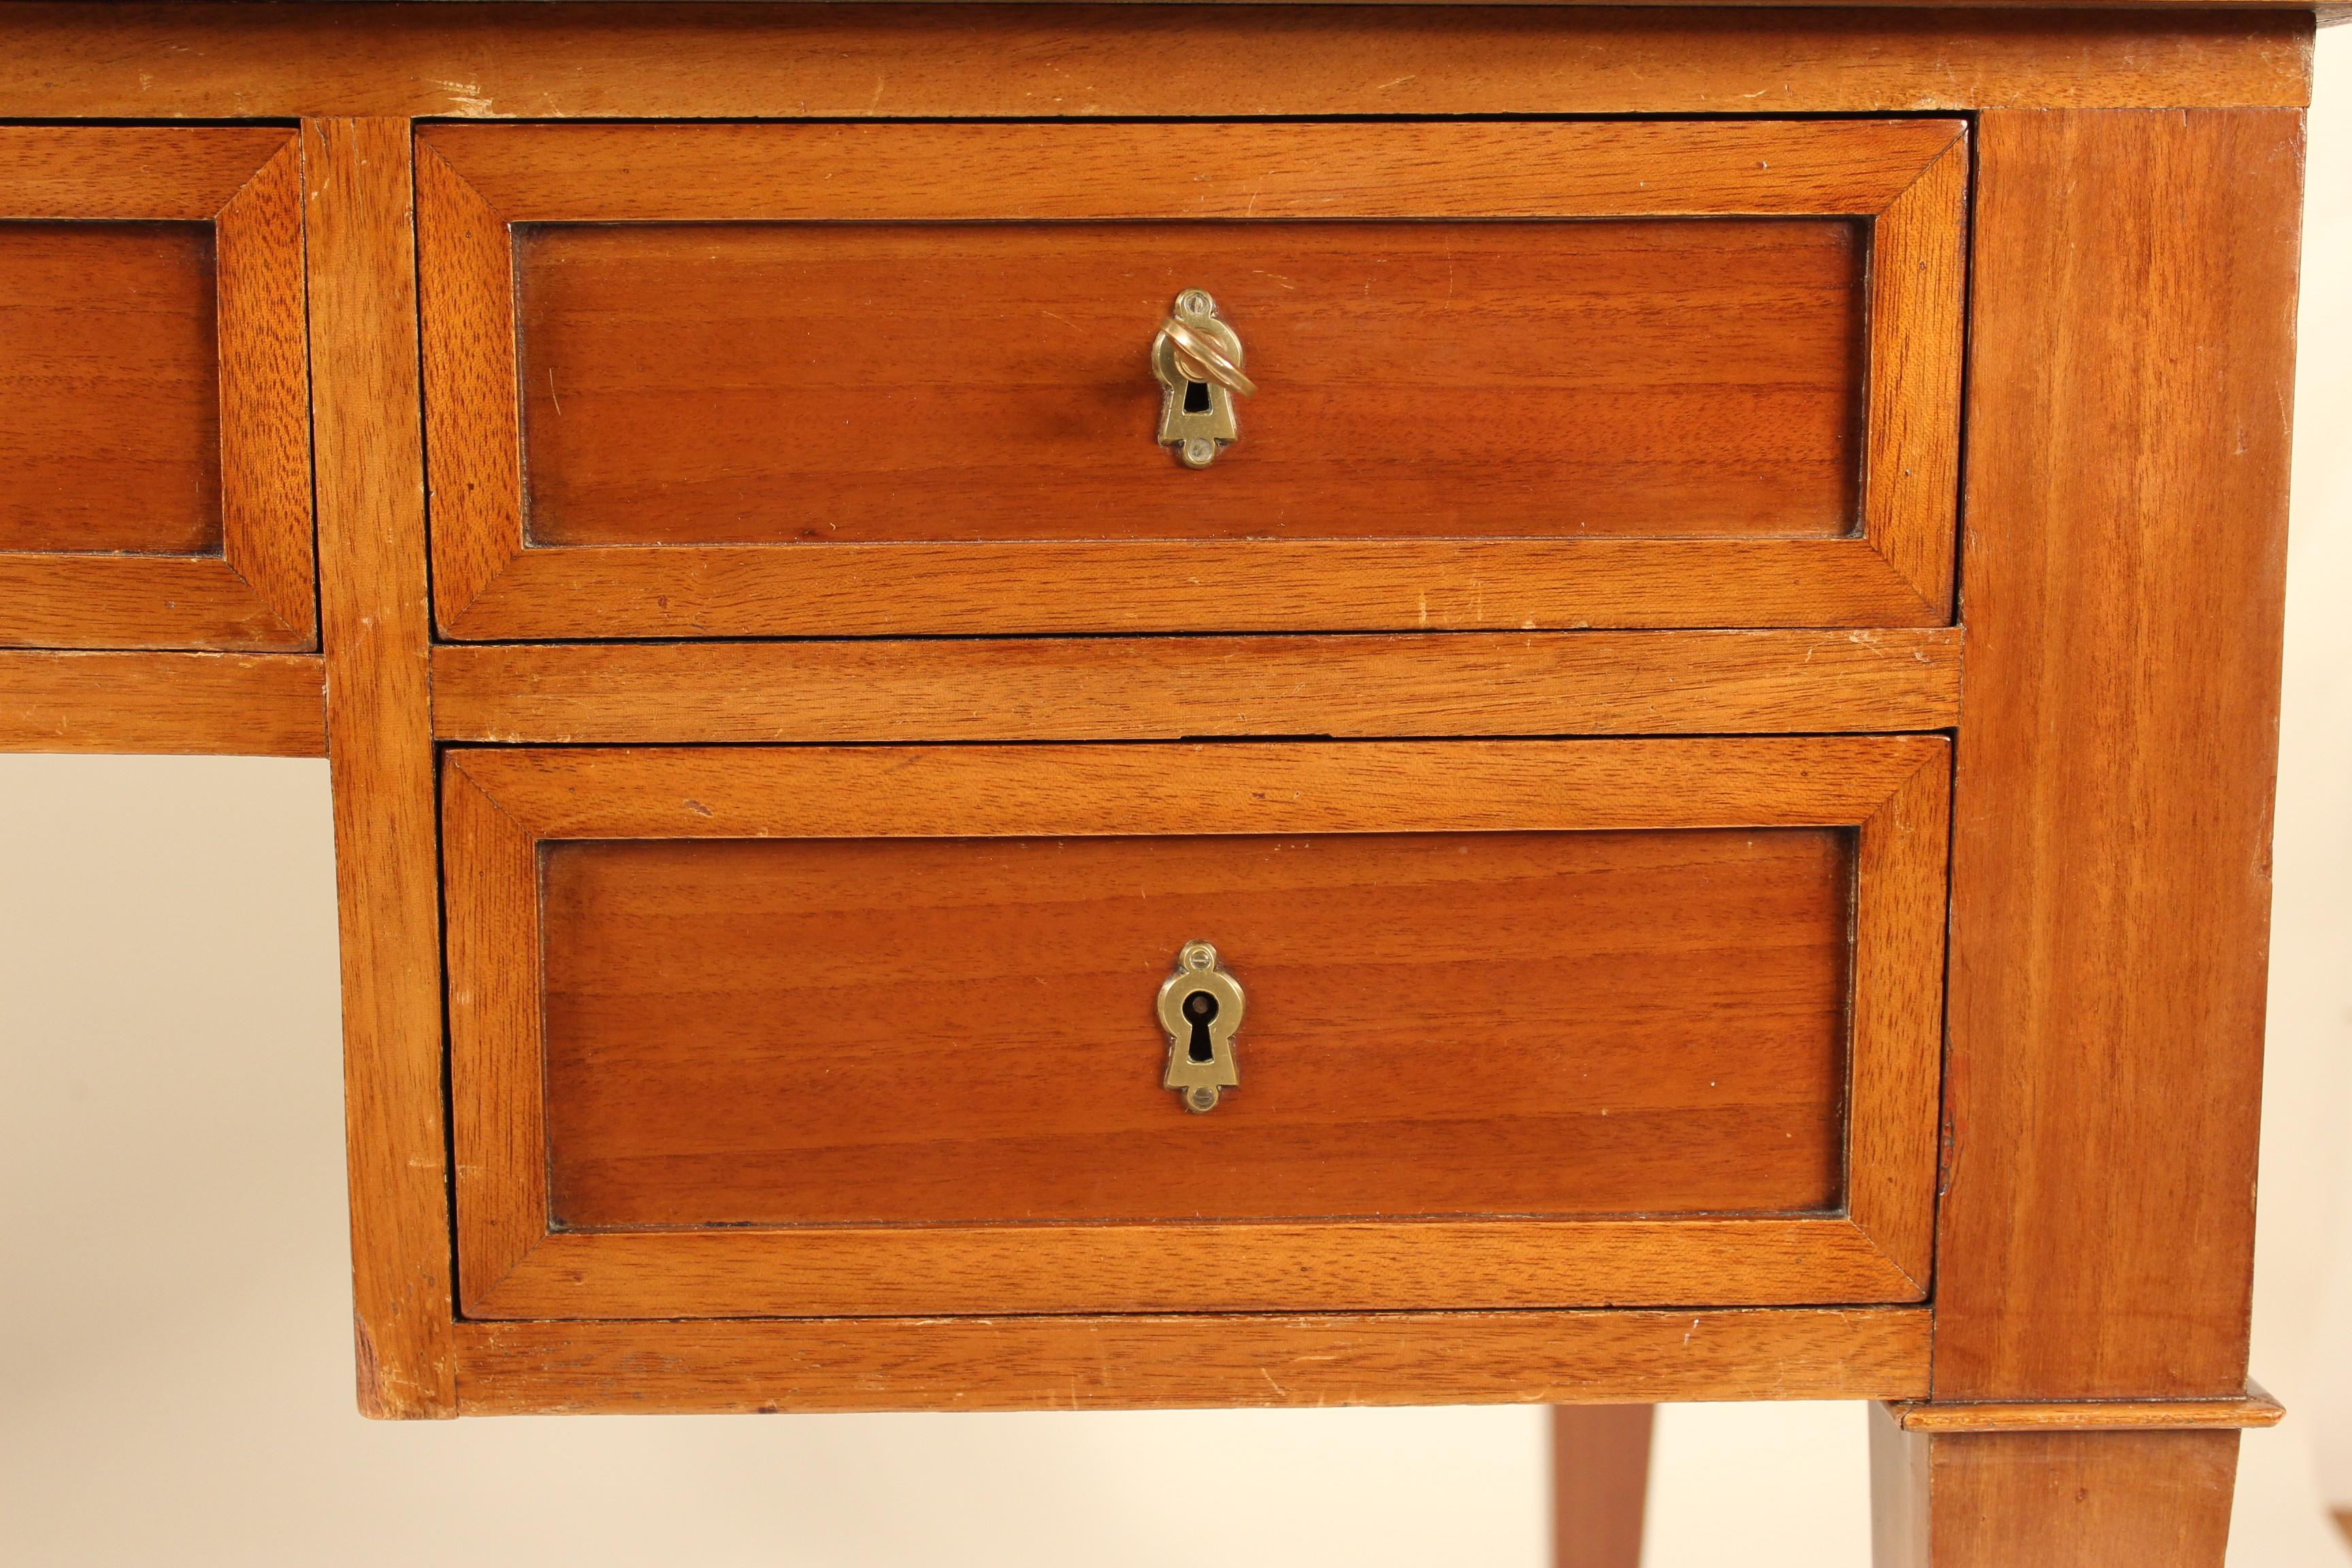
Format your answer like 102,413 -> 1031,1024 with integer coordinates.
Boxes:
443,738 -> 1947,1319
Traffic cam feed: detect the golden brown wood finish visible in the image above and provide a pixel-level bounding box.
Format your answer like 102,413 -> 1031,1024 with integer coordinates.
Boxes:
1869,1405 -> 2242,1567
0,126 -> 314,651
468,1219 -> 1928,1320
430,630 -> 1964,744
0,125 -> 284,216
1553,1405 -> 1654,1568
514,219 -> 1869,546
541,828 -> 1854,1228
1846,753 -> 1946,1283
1889,1385 -> 2283,1433
1936,109 -> 2302,1402
450,736 -> 1947,842
433,117 -> 1958,220
0,651 -> 323,755
210,133 -> 316,642
0,6 -> 2312,121
0,1 -> 2301,1477
0,222 -> 218,555
455,1306 -> 1931,1416
444,738 -> 1948,1319
440,541 -> 1952,642
419,118 -> 1964,638
303,119 -> 453,1420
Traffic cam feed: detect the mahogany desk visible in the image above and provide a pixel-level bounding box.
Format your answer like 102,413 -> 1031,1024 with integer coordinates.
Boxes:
0,4 -> 2309,1561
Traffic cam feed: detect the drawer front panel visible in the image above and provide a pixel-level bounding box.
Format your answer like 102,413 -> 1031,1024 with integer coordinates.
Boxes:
445,739 -> 1949,1319
514,218 -> 1862,547
1,222 -> 221,555
420,119 -> 1967,640
0,127 -> 314,650
542,827 -> 1851,1230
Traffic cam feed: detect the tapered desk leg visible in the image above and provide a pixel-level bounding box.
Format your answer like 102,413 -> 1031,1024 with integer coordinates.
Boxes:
1553,1405 -> 1654,1568
1906,99 -> 2302,1563
1869,1405 -> 2240,1567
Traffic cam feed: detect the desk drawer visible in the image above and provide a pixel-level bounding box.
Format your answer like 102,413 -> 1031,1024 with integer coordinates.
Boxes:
419,119 -> 1966,640
0,127 -> 313,650
444,738 -> 1947,1320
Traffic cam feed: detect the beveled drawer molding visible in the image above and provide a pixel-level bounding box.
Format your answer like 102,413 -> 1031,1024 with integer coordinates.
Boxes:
0,125 -> 314,651
429,629 -> 1964,744
454,1307 -> 1935,1417
417,118 -> 1965,638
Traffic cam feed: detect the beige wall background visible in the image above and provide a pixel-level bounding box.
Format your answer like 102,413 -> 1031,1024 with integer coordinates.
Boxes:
2288,22 -> 2352,1552
3,46 -> 2349,1565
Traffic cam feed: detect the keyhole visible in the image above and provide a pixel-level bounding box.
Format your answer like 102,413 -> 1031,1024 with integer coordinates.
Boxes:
1183,990 -> 1219,1062
1183,378 -> 1212,414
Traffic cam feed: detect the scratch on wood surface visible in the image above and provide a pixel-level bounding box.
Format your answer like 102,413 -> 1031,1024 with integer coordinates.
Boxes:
432,78 -> 494,116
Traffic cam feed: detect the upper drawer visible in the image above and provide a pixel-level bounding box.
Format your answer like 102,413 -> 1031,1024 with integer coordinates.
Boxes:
418,119 -> 1966,640
0,127 -> 313,651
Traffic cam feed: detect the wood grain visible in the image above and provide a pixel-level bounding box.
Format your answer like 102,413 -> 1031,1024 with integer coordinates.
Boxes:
444,739 -> 1945,1318
540,828 -> 1854,1228
0,124 -> 293,217
0,0 -> 2304,1449
411,137 -> 516,627
432,630 -> 1957,747
303,118 -> 453,1420
430,630 -> 1964,745
1889,1384 -> 2282,1433
421,117 -> 1961,638
442,762 -> 548,1299
212,135 -> 317,644
0,558 -> 312,651
0,6 -> 2311,120
456,1306 -> 1931,1416
1865,135 -> 1967,608
0,125 -> 313,651
425,118 -> 1962,220
1554,1405 -> 1654,1568
1843,751 -> 1947,1290
437,538 -> 1954,640
1869,1405 -> 2241,1567
1936,110 -> 2302,1401
451,737 -> 1948,839
512,218 -> 1869,547
0,221 -> 220,555
470,1217 -> 1927,1320
0,650 -> 323,755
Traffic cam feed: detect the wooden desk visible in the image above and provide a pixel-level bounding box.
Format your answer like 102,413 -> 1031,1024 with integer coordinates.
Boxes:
0,5 -> 2308,1560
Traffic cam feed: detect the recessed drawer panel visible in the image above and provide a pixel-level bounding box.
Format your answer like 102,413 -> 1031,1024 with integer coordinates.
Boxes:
4,222 -> 220,556
542,828 -> 1852,1229
419,119 -> 1967,640
444,739 -> 1948,1320
0,127 -> 313,650
514,219 -> 1863,546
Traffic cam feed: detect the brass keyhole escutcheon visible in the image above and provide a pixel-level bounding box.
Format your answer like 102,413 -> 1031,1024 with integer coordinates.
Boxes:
1152,291 -> 1255,469
1157,941 -> 1244,1113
